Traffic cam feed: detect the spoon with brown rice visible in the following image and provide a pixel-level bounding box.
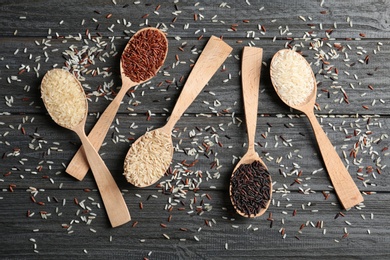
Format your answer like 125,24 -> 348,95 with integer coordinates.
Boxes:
123,36 -> 232,187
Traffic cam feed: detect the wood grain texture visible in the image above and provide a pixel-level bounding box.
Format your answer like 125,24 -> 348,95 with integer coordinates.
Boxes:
0,36 -> 389,116
1,0 -> 390,39
1,0 -> 390,258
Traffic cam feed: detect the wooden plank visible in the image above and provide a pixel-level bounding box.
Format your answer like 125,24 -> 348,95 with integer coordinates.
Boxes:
1,114 -> 388,193
1,0 -> 389,39
1,188 -> 389,258
1,0 -> 390,258
0,36 -> 389,116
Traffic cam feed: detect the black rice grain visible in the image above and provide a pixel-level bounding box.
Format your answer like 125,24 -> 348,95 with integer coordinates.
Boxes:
230,160 -> 271,217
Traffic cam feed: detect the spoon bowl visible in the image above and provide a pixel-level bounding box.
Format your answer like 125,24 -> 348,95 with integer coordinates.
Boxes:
66,27 -> 168,181
123,127 -> 173,187
41,69 -> 131,227
123,36 -> 232,187
270,49 -> 317,111
229,47 -> 272,218
270,49 -> 364,209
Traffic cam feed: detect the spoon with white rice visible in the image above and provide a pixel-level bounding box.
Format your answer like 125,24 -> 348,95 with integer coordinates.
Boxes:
41,68 -> 130,227
270,49 -> 363,209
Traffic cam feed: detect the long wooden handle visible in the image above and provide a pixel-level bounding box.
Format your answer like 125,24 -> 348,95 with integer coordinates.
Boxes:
66,85 -> 130,180
241,47 -> 263,153
74,126 -> 131,227
163,36 -> 232,131
306,110 -> 364,209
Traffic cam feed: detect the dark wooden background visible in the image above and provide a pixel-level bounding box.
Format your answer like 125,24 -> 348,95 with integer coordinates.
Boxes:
1,0 -> 390,259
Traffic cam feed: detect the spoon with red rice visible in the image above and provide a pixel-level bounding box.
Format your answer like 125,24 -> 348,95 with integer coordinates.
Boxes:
66,28 -> 168,181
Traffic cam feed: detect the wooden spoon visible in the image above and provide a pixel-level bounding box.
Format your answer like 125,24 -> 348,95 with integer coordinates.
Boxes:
229,47 -> 272,218
270,49 -> 364,209
41,69 -> 130,227
66,27 -> 168,181
124,35 -> 233,187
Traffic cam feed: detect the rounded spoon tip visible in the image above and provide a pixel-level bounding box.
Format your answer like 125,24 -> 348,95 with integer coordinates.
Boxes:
270,49 -> 317,111
123,128 -> 173,188
41,68 -> 88,130
120,27 -> 168,85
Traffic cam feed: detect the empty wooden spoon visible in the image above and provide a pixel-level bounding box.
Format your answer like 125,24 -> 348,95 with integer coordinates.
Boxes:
41,68 -> 130,227
123,36 -> 233,187
66,27 -> 168,181
229,47 -> 272,218
270,49 -> 364,209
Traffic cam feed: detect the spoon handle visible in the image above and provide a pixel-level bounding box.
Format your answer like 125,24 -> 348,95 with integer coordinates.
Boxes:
241,47 -> 263,153
163,36 -> 232,131
74,126 -> 131,227
306,110 -> 364,209
66,85 -> 130,180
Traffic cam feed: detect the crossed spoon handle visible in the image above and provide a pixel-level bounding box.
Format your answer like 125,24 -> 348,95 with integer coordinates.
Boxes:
66,27 -> 168,181
65,87 -> 129,180
73,124 -> 131,227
